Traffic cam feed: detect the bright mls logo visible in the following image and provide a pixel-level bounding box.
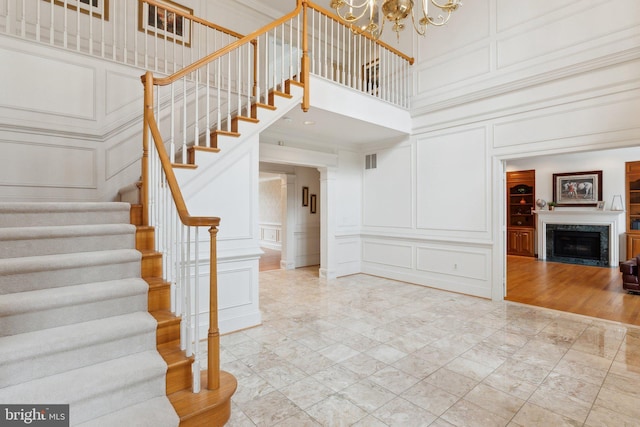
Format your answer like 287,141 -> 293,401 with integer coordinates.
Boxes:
1,405 -> 69,426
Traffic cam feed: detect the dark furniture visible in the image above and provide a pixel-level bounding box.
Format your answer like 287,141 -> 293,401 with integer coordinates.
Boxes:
620,255 -> 640,293
507,170 -> 536,257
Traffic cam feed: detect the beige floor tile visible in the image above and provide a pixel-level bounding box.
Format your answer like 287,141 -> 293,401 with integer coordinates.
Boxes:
440,399 -> 510,427
372,397 -> 437,426
305,394 -> 368,427
424,368 -> 478,397
222,268 -> 640,425
368,365 -> 421,394
338,378 -> 396,412
279,376 -> 334,410
464,383 -> 525,420
511,402 -> 582,427
400,380 -> 459,416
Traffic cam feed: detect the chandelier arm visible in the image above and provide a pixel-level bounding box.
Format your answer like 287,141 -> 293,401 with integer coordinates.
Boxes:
410,6 -> 427,36
341,0 -> 373,8
335,5 -> 372,23
430,0 -> 461,12
424,10 -> 452,27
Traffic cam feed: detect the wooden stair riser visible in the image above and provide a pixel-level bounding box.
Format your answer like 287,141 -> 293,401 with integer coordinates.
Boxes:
231,116 -> 259,133
136,226 -> 155,251
147,279 -> 171,312
155,316 -> 181,345
268,89 -> 293,105
141,251 -> 163,278
130,205 -> 143,226
166,356 -> 193,395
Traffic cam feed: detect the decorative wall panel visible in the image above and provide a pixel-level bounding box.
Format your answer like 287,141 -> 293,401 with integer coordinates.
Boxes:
497,0 -> 640,69
416,128 -> 488,232
363,145 -> 412,228
416,246 -> 488,281
0,140 -> 96,189
362,241 -> 412,269
0,48 -> 95,119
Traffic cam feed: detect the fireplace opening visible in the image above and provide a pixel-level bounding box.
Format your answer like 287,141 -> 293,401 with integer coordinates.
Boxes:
546,224 -> 609,267
553,231 -> 600,260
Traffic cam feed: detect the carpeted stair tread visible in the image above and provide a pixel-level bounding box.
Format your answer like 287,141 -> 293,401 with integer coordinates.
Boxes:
0,202 -> 131,228
76,396 -> 179,427
0,312 -> 157,387
0,223 -> 136,258
0,249 -> 142,294
0,350 -> 169,425
0,278 -> 148,335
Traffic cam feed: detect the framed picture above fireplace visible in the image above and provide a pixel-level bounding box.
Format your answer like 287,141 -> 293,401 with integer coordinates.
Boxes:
553,170 -> 602,207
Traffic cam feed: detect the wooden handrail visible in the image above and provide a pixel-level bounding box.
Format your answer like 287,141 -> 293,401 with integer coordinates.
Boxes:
152,0 -> 304,87
305,0 -> 415,65
142,71 -> 220,228
143,0 -> 245,40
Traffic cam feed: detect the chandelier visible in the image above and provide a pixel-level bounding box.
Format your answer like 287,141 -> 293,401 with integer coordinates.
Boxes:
330,0 -> 461,41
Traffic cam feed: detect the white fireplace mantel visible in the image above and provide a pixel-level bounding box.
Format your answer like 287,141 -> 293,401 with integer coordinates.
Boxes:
533,209 -> 625,267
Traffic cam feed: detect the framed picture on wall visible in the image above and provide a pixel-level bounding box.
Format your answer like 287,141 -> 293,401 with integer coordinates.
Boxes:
553,170 -> 602,207
51,0 -> 109,20
138,0 -> 193,46
310,194 -> 317,214
302,186 -> 309,207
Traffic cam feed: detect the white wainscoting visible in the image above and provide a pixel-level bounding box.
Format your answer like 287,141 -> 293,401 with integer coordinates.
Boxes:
362,236 -> 493,299
259,222 -> 282,250
336,234 -> 361,277
295,227 -> 320,267
191,254 -> 262,336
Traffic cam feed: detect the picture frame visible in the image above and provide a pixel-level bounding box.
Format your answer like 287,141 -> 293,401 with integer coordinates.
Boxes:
597,201 -> 606,210
362,59 -> 379,96
552,170 -> 602,207
51,0 -> 109,21
138,0 -> 193,46
310,194 -> 317,214
302,186 -> 309,207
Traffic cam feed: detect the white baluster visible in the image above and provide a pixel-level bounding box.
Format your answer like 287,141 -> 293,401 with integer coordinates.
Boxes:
192,227 -> 201,392
206,62 -> 211,148
182,77 -> 187,164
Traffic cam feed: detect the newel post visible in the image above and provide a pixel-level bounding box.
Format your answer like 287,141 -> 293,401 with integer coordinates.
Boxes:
207,225 -> 221,390
301,0 -> 310,112
141,71 -> 153,227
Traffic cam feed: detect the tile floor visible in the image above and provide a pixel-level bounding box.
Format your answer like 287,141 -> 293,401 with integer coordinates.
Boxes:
219,267 -> 640,426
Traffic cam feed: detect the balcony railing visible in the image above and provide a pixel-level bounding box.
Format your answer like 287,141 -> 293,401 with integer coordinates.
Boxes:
1,0 -> 413,106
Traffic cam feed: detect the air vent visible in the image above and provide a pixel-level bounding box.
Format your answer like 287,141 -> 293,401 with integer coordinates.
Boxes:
365,153 -> 377,170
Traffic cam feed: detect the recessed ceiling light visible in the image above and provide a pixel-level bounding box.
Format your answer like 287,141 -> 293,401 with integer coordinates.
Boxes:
303,120 -> 315,126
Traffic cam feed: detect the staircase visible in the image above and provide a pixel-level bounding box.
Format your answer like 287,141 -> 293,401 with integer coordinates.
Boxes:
0,202 -> 179,426
129,203 -> 237,426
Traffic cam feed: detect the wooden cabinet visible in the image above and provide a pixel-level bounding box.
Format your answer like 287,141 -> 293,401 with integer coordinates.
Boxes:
626,161 -> 640,257
507,170 -> 536,257
507,228 -> 535,257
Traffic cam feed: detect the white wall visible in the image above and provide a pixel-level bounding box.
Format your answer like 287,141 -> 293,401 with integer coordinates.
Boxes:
361,0 -> 640,300
0,37 -> 143,202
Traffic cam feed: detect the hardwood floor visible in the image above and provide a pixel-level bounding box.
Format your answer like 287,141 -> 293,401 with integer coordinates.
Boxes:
259,247 -> 281,272
506,255 -> 640,326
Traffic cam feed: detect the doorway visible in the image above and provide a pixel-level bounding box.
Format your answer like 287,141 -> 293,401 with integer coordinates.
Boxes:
258,164 -> 322,273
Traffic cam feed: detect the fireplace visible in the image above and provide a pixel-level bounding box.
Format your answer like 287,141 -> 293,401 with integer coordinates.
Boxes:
546,224 -> 609,266
534,209 -> 624,267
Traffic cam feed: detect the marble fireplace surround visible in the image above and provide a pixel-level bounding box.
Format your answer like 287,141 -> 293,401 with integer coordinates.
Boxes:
534,209 -> 624,267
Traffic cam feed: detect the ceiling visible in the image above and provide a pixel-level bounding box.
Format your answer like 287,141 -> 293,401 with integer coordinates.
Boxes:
261,104 -> 409,146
